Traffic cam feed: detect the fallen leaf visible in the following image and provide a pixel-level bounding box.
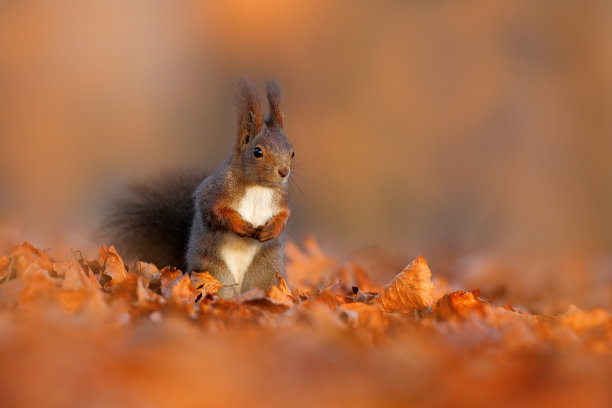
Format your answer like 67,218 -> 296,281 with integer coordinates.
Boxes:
0,255 -> 10,282
341,302 -> 386,329
374,255 -> 434,313
59,261 -> 92,290
191,271 -> 222,297
276,273 -> 292,297
160,267 -> 183,298
431,289 -> 489,320
135,261 -> 161,284
561,304 -> 611,332
171,274 -> 197,303
11,242 -> 54,278
266,285 -> 294,307
101,245 -> 127,284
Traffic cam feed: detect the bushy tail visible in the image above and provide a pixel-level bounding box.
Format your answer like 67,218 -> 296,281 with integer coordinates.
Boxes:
102,169 -> 207,271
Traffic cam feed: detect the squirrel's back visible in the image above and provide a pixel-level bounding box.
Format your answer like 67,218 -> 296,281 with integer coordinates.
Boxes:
103,169 -> 207,271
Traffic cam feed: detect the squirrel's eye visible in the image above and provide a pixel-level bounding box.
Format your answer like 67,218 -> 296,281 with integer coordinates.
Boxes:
291,151 -> 295,158
253,147 -> 263,158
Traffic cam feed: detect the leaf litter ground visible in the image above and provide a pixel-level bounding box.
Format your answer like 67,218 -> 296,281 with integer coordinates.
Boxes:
0,238 -> 610,407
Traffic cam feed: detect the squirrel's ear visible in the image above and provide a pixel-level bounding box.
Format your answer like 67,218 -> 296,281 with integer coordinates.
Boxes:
265,79 -> 283,128
235,79 -> 262,145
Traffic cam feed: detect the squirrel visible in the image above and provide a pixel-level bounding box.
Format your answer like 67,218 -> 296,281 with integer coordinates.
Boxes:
104,80 -> 294,298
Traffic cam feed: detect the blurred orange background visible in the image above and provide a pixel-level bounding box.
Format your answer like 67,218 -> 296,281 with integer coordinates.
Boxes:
0,1 -> 610,309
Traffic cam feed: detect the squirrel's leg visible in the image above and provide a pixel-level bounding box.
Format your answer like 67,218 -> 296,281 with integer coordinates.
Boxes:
241,241 -> 286,293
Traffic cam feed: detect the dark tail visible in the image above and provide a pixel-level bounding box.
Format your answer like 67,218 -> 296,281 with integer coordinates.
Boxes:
102,169 -> 207,271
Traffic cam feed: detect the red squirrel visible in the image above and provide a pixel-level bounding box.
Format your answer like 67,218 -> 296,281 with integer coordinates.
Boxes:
105,80 -> 293,298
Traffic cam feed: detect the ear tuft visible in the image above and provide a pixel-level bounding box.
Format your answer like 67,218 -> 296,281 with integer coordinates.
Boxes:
235,79 -> 262,145
265,79 -> 283,128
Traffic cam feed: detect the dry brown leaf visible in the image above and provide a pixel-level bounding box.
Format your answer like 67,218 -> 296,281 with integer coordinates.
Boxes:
135,261 -> 161,283
101,245 -> 127,284
136,275 -> 160,304
170,274 -> 199,305
0,279 -> 26,306
561,305 -> 611,332
160,267 -> 183,297
302,290 -> 344,309
11,242 -> 54,278
57,289 -> 90,314
341,302 -> 386,329
374,255 -> 434,313
86,268 -> 103,289
20,262 -> 62,285
431,289 -> 489,320
18,271 -> 58,309
0,255 -> 10,282
1,235 -> 612,408
110,273 -> 140,303
191,271 -> 222,297
59,261 -> 92,290
276,273 -> 292,297
266,285 -> 294,307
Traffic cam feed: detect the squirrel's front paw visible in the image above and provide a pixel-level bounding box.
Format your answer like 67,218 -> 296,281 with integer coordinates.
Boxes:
252,221 -> 282,242
233,220 -> 256,237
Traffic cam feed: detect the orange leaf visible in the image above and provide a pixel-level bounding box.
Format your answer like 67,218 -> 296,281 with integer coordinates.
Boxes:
266,285 -> 294,307
191,271 -> 222,297
374,255 -> 434,313
11,242 -> 54,278
160,267 -> 183,298
135,262 -> 161,283
171,274 -> 198,305
431,289 -> 489,320
0,255 -> 10,282
58,261 -> 92,290
101,245 -> 127,284
276,273 -> 292,297
341,302 -> 386,329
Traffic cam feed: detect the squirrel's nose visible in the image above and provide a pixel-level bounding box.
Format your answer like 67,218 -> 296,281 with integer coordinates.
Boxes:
278,167 -> 289,178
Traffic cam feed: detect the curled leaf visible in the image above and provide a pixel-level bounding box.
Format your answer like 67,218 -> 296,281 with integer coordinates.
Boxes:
431,289 -> 489,320
276,273 -> 292,297
101,245 -> 127,284
374,255 -> 434,313
11,242 -> 54,278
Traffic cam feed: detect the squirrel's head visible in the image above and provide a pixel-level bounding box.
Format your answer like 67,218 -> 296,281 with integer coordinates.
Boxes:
233,79 -> 294,186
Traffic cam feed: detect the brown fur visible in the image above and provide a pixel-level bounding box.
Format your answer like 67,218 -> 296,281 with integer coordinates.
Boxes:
104,80 -> 293,299
187,79 -> 293,297
103,169 -> 207,271
265,79 -> 283,128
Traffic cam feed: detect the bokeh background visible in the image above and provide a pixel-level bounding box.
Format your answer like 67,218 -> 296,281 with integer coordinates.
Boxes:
1,1 -> 611,311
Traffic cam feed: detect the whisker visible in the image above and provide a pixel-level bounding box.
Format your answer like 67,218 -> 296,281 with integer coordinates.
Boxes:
289,171 -> 315,186
289,176 -> 309,207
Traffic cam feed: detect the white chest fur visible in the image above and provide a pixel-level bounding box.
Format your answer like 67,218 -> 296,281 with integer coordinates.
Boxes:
220,186 -> 279,286
235,185 -> 278,228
